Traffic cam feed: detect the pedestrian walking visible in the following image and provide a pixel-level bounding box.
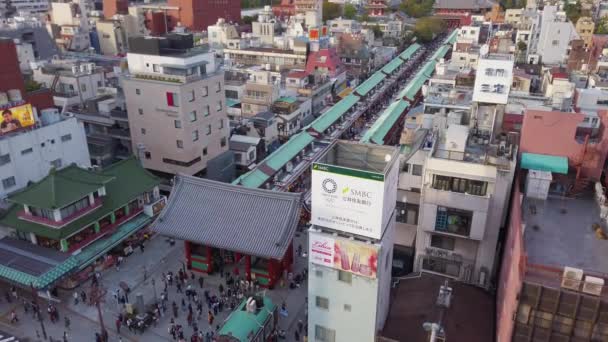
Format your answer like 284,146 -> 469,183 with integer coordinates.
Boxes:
10,310 -> 18,324
172,301 -> 179,318
64,316 -> 70,330
298,319 -> 303,333
198,276 -> 204,289
207,311 -> 214,325
295,330 -> 300,342
139,243 -> 145,253
63,331 -> 68,342
72,291 -> 79,305
115,318 -> 121,334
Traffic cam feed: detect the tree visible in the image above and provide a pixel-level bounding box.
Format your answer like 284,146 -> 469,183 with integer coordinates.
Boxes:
323,1 -> 342,21
413,17 -> 446,42
372,24 -> 383,38
501,0 -> 527,9
242,15 -> 255,25
358,10 -> 370,23
344,3 -> 357,19
564,1 -> 582,24
400,0 -> 435,18
597,17 -> 608,34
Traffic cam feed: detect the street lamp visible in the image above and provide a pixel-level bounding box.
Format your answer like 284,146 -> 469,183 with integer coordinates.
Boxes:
30,283 -> 47,340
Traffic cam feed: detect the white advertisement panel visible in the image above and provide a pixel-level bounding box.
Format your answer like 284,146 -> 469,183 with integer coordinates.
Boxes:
309,232 -> 379,279
311,162 -> 386,239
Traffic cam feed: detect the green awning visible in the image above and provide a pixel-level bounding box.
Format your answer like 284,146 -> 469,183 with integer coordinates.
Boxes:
521,153 -> 568,174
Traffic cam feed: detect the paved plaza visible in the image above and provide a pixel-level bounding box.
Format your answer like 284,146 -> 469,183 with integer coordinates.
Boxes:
0,229 -> 310,342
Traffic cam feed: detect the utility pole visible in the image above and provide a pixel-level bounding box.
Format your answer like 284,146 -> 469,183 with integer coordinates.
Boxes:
423,280 -> 452,342
30,283 -> 47,340
90,283 -> 108,342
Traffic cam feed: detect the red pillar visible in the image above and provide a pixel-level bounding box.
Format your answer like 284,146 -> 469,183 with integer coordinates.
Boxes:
268,259 -> 276,287
184,241 -> 192,268
245,255 -> 251,281
206,246 -> 213,273
286,242 -> 294,272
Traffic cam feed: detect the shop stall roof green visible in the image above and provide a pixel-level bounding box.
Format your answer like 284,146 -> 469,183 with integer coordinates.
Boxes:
0,158 -> 161,240
397,71 -> 429,100
431,45 -> 451,61
381,58 -> 404,75
399,43 -> 421,60
355,71 -> 386,96
310,94 -> 359,133
236,132 -> 315,188
219,296 -> 276,342
361,100 -> 410,144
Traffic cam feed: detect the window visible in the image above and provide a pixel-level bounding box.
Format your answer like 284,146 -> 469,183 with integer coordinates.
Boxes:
176,140 -> 184,149
403,163 -> 410,173
141,128 -> 146,135
220,137 -> 227,147
59,196 -> 89,219
552,40 -> 559,46
396,202 -> 419,225
136,89 -> 141,95
206,125 -> 211,135
315,325 -> 336,342
315,296 -> 329,309
485,68 -> 494,76
61,134 -> 72,142
344,304 -> 351,312
338,270 -> 352,284
138,108 -> 143,115
166,92 -> 180,107
187,90 -> 195,102
202,86 -> 208,97
97,81 -> 102,87
216,82 -> 221,92
435,206 -> 472,236
51,158 -> 61,169
144,151 -> 151,159
315,270 -> 323,278
189,111 -> 197,122
21,148 -> 33,155
597,99 -> 608,105
226,90 -> 238,99
2,176 -> 15,190
412,164 -> 423,176
0,154 -> 11,166
192,130 -> 199,142
216,100 -> 223,112
80,83 -> 86,92
431,235 -> 456,251
219,119 -> 224,129
175,120 -> 182,129
432,175 -> 488,196
152,64 -> 159,72
203,147 -> 208,156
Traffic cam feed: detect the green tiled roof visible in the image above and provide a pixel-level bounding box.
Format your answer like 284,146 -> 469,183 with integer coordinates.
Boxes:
431,45 -> 451,61
420,60 -> 437,77
445,30 -> 458,45
276,96 -> 297,104
399,43 -> 421,60
355,71 -> 386,96
397,70 -> 428,100
310,94 -> 359,133
0,158 -> 161,240
521,153 -> 568,174
265,132 -> 314,170
236,132 -> 315,188
361,100 -> 410,144
381,58 -> 404,75
0,213 -> 152,289
8,165 -> 115,209
219,296 -> 276,341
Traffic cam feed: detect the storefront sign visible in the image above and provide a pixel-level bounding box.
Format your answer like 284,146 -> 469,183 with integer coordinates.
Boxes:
311,162 -> 386,239
0,104 -> 35,135
309,233 -> 379,279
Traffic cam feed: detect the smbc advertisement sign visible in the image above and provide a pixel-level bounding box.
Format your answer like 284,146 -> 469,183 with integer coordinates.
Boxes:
311,162 -> 387,239
309,233 -> 379,279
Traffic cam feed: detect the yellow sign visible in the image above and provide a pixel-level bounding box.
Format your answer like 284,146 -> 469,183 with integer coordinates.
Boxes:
0,104 -> 35,135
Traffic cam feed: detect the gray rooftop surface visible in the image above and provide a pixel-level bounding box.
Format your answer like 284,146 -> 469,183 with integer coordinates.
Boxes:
0,237 -> 68,276
152,175 -> 302,260
523,195 -> 608,274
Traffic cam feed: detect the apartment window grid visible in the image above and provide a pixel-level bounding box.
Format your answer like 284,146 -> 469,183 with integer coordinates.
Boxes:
0,154 -> 11,166
21,148 -> 33,155
192,130 -> 199,142
216,100 -> 223,112
189,111 -> 197,122
206,125 -> 211,135
396,202 -> 418,225
187,90 -> 195,102
203,147 -> 208,156
412,164 -> 423,176
219,119 -> 224,129
315,296 -> 329,310
61,134 -> 72,142
138,108 -> 143,115
431,234 -> 456,251
432,175 -> 488,196
435,206 -> 472,236
175,120 -> 182,129
315,325 -> 336,342
204,105 -> 210,117
220,137 -> 227,147
177,140 -> 184,149
216,82 -> 222,93
338,270 -> 352,284
2,176 -> 16,190
202,86 -> 208,97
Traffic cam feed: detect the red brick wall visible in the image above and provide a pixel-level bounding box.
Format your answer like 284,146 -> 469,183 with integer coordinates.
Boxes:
496,177 -> 525,342
167,0 -> 240,31
103,0 -> 128,18
26,89 -> 55,112
0,39 -> 26,95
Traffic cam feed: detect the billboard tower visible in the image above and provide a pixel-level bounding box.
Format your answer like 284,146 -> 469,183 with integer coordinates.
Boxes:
308,141 -> 399,342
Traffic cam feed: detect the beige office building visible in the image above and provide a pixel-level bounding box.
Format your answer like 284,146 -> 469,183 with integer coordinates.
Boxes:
122,34 -> 229,176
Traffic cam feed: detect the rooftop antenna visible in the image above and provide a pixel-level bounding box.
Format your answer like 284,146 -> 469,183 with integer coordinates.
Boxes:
423,280 -> 452,342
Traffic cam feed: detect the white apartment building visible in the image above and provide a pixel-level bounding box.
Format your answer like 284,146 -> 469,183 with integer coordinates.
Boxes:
32,61 -> 106,108
122,34 -> 229,176
1,0 -> 49,15
532,5 -> 579,65
309,142 -> 398,342
456,25 -> 481,45
96,19 -> 127,56
207,18 -> 239,49
0,109 -> 90,198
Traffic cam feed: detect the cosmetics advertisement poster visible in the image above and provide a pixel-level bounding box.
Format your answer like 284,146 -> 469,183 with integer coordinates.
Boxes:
310,234 -> 379,279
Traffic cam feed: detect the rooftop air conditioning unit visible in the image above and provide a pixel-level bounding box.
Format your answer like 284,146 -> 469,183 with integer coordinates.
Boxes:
582,276 -> 604,296
561,266 -> 583,291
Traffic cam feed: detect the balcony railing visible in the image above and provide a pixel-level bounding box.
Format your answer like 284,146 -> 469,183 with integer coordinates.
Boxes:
18,198 -> 103,229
